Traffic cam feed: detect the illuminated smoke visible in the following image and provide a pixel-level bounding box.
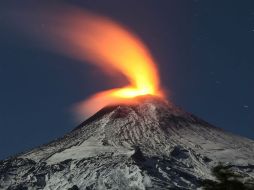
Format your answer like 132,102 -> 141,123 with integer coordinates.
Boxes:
12,5 -> 164,118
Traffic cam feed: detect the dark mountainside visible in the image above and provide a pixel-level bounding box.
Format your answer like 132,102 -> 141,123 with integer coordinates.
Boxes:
1,96 -> 254,189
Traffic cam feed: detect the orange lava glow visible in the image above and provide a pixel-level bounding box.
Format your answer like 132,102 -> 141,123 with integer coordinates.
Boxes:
68,11 -> 164,117
18,6 -> 164,118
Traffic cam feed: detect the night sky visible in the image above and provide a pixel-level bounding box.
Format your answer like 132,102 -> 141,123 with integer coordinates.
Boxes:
0,0 -> 253,159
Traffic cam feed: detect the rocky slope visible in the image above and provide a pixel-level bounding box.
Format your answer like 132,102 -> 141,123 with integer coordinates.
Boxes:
1,96 -> 254,190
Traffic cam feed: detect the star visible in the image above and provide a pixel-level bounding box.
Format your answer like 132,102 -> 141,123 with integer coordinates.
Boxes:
215,80 -> 221,84
41,23 -> 45,29
243,105 -> 249,109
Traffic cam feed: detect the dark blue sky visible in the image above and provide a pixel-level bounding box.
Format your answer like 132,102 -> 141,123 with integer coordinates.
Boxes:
0,0 -> 253,159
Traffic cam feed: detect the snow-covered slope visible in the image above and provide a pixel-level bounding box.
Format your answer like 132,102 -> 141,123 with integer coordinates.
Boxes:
1,96 -> 254,189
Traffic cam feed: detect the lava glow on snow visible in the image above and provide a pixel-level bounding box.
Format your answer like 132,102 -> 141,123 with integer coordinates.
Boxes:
17,6 -> 164,117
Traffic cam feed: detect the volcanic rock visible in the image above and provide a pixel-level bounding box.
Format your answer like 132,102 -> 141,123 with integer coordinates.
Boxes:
1,96 -> 254,189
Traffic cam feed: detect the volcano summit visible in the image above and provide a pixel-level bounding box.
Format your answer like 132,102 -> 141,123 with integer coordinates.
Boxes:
1,96 -> 254,189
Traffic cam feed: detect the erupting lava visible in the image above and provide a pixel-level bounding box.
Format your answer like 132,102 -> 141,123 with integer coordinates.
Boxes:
17,6 -> 164,117
69,11 -> 164,117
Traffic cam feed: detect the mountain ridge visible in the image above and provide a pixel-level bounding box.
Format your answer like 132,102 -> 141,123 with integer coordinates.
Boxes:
1,96 -> 254,189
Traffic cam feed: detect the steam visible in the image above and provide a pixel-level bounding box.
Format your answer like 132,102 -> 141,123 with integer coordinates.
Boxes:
8,4 -> 163,118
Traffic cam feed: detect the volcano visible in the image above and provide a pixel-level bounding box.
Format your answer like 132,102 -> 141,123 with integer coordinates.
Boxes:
1,96 -> 254,189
